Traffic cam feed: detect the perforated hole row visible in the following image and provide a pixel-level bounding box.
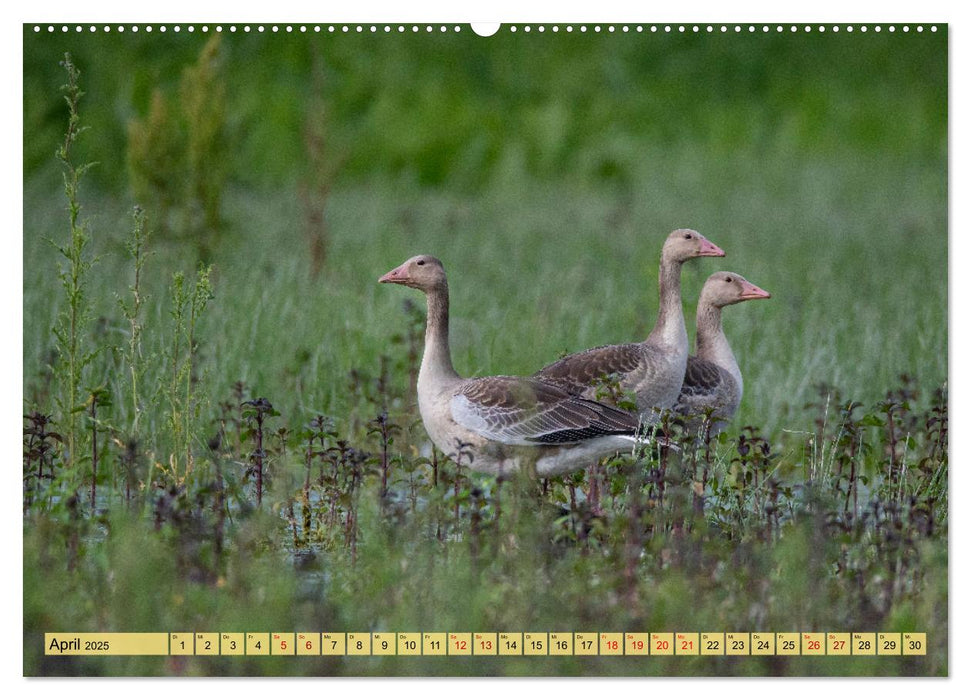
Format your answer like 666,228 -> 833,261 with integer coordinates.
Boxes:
30,24 -> 940,35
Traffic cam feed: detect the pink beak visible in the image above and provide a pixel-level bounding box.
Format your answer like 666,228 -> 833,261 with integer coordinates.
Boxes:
739,280 -> 771,300
379,263 -> 408,284
698,238 -> 726,257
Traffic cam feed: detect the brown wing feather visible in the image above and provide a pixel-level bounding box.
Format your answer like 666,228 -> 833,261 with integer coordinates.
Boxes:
534,343 -> 645,394
453,376 -> 640,445
680,356 -> 725,397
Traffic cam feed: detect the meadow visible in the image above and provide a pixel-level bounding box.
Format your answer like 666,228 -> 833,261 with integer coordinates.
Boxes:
22,25 -> 947,675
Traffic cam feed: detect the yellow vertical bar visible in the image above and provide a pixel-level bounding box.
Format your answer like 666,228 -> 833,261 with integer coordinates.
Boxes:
701,632 -> 724,656
170,632 -> 193,656
448,633 -> 472,655
549,632 -> 572,655
776,632 -> 799,655
422,633 -> 446,656
372,632 -> 395,655
321,633 -> 346,655
296,632 -> 320,655
675,632 -> 699,655
802,633 -> 825,656
498,633 -> 522,656
902,633 -> 926,656
397,633 -> 421,656
524,632 -> 548,656
246,632 -> 270,655
220,633 -> 244,656
826,633 -> 851,656
599,633 -> 623,656
751,632 -> 774,655
624,633 -> 649,655
650,633 -> 674,656
726,633 -> 749,656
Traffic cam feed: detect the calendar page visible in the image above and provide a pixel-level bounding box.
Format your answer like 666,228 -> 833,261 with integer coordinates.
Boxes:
22,19 -> 947,677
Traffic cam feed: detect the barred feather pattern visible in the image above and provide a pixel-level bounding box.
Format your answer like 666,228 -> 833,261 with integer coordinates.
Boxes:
674,356 -> 741,436
451,376 -> 640,446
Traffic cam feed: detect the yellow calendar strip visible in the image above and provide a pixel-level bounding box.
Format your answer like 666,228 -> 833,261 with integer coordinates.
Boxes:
44,631 -> 928,656
726,633 -> 749,656
878,632 -> 902,655
347,632 -> 371,655
751,632 -> 774,655
827,633 -> 851,656
297,632 -> 320,656
651,632 -> 674,655
398,633 -> 421,656
474,632 -> 498,655
321,632 -> 345,655
599,633 -> 623,656
777,632 -> 800,655
247,632 -> 269,655
853,632 -> 876,655
272,632 -> 294,655
524,632 -> 547,655
903,633 -> 926,655
423,633 -> 446,655
372,632 -> 395,655
802,632 -> 825,656
170,632 -> 193,655
549,632 -> 572,655
675,632 -> 699,655
195,632 -> 219,656
45,633 -> 169,656
625,633 -> 649,656
221,633 -> 244,656
574,632 -> 597,655
448,632 -> 472,655
701,632 -> 724,656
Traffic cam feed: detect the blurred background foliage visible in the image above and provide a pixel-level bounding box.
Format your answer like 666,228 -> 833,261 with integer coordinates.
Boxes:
22,24 -> 948,432
24,26 -> 946,194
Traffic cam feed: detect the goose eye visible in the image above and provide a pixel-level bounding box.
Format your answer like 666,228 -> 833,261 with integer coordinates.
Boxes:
725,276 -> 733,283
417,260 -> 426,266
683,233 -> 692,239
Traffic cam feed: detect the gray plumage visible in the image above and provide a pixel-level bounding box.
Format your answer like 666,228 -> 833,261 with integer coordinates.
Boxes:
451,376 -> 640,445
535,229 -> 725,423
674,271 -> 771,438
380,255 -> 644,476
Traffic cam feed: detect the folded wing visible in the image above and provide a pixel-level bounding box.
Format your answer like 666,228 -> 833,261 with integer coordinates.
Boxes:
679,356 -> 725,398
534,343 -> 646,395
451,376 -> 639,446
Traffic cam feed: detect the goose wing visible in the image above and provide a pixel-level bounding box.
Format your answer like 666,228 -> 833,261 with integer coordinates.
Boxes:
450,376 -> 639,446
534,343 -> 646,395
680,356 -> 725,398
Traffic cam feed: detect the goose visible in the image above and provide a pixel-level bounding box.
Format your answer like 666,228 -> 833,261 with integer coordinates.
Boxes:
534,229 -> 725,424
379,255 -> 645,476
675,271 -> 771,438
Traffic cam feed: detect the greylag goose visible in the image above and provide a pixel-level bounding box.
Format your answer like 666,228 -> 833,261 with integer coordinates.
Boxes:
675,271 -> 771,438
379,255 -> 644,476
534,229 -> 725,424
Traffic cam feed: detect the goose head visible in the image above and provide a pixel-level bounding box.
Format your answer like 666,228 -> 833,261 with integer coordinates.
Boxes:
379,255 -> 447,292
662,228 -> 726,263
700,271 -> 771,308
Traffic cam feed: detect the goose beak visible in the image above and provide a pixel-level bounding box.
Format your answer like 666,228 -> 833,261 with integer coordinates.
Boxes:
379,264 -> 408,284
739,281 -> 771,300
698,239 -> 726,257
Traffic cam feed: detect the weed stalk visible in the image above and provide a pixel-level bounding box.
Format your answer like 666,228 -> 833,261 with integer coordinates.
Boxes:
52,53 -> 97,473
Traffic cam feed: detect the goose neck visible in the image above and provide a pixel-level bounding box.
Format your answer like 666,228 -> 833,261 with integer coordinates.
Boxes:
418,283 -> 460,389
647,257 -> 688,350
696,303 -> 738,375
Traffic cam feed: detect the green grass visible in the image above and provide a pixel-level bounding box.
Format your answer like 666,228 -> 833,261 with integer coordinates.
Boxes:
24,145 -> 947,439
22,27 -> 947,677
